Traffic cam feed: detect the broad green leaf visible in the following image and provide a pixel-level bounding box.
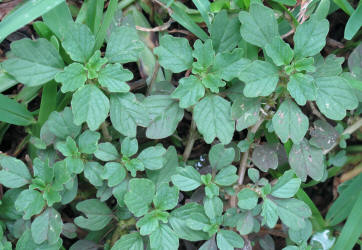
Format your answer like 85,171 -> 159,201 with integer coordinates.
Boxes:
154,183 -> 179,211
2,38 -> 64,86
312,54 -> 344,78
0,94 -> 35,126
150,224 -> 179,250
272,99 -> 309,143
144,95 -> 184,139
84,162 -> 103,187
55,63 -> 87,93
210,10 -> 241,53
0,189 -> 22,221
231,97 -> 260,131
62,23 -> 95,63
239,60 -> 279,97
214,165 -> 238,186
111,233 -> 144,250
310,120 -> 339,151
236,211 -> 257,235
171,76 -> 205,108
94,142 -> 120,161
124,178 -> 155,217
31,208 -> 62,244
204,196 -> 223,219
42,2 -> 73,40
0,155 -> 31,188
33,158 -> 53,184
212,48 -> 250,81
271,170 -> 301,198
237,188 -> 258,210
288,219 -> 313,244
275,198 -> 312,230
98,64 -> 133,93
85,50 -> 108,79
171,166 -> 202,191
55,136 -> 78,157
137,146 -> 166,170
78,130 -> 100,154
65,157 -> 84,174
261,198 -> 279,228
101,162 -> 126,187
287,73 -> 317,106
209,144 -> 235,170
315,76 -> 358,120
344,4 -> 362,40
154,35 -> 193,73
15,189 -> 45,220
348,44 -> 362,80
110,93 -> 150,138
239,3 -> 279,48
265,36 -> 294,66
16,229 -> 63,250
45,107 -> 81,140
289,139 -> 325,181
294,17 -> 329,59
137,211 -> 163,235
71,85 -> 110,130
106,26 -> 143,63
201,74 -> 225,93
252,144 -> 278,172
169,203 -> 209,241
192,39 -> 214,71
194,95 -> 234,144
121,137 -> 138,157
217,230 -> 244,250
74,199 -> 112,231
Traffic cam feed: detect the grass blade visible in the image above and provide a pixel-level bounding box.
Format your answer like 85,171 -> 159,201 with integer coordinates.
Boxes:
344,4 -> 362,40
42,2 -> 73,39
0,94 -> 35,126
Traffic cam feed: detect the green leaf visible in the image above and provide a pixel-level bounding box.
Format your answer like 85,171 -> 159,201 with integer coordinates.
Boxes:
106,26 -> 143,63
144,95 -> 184,139
192,39 -> 214,71
154,183 -> 179,211
101,162 -> 126,187
2,38 -> 64,86
0,0 -> 64,43
310,120 -> 339,151
315,76 -> 358,120
210,10 -> 241,53
65,157 -> 84,174
98,64 -> 133,93
344,4 -> 362,40
289,139 -> 325,181
33,158 -> 53,184
94,142 -> 120,161
171,76 -> 205,108
45,107 -> 81,140
84,162 -> 103,187
138,210 -> 165,235
62,23 -> 95,63
288,219 -> 313,244
201,74 -> 225,93
217,230 -> 244,250
0,94 -> 35,126
287,73 -> 317,106
251,144 -> 278,172
271,170 -> 301,198
209,144 -> 235,170
110,93 -> 150,138
237,188 -> 258,210
231,97 -> 260,131
194,95 -> 234,144
71,85 -> 110,130
124,178 -> 155,217
42,2 -> 73,40
55,63 -> 87,93
212,48 -> 250,81
31,208 -> 62,244
312,54 -> 344,78
111,233 -> 144,250
204,196 -> 223,219
0,155 -> 31,188
150,224 -> 179,250
154,35 -> 193,73
348,44 -> 362,80
55,136 -> 78,157
214,165 -> 238,186
265,36 -> 294,66
239,3 -> 279,48
16,229 -> 63,250
85,50 -> 108,79
239,60 -> 279,97
275,198 -> 312,230
78,130 -> 100,154
121,137 -> 138,157
15,189 -> 45,220
293,17 -> 329,59
74,199 -> 112,231
171,166 -> 202,191
261,198 -> 279,228
272,99 -> 309,143
137,145 -> 167,170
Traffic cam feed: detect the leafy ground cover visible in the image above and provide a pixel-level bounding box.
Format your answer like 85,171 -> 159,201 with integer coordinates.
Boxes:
0,0 -> 361,249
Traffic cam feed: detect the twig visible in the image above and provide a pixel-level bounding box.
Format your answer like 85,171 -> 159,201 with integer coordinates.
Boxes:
281,28 -> 295,39
153,0 -> 173,15
323,117 -> 362,154
340,163 -> 362,183
183,119 -> 197,161
308,101 -> 326,121
146,61 -> 160,96
136,19 -> 174,32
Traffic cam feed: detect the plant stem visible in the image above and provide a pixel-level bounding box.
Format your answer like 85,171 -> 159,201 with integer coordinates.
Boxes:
101,122 -> 112,142
146,61 -> 160,96
183,119 -> 197,161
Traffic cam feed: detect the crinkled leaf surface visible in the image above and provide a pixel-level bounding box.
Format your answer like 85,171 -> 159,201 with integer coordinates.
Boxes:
231,97 -> 260,131
0,155 -> 31,188
309,120 -> 339,151
271,170 -> 301,198
150,224 -> 179,250
171,166 -> 202,191
45,107 -> 81,140
98,63 -> 133,93
265,36 -> 294,66
287,73 -> 317,106
171,75 -> 205,108
252,144 -> 279,172
137,145 -> 166,170
217,229 -> 244,250
209,144 -> 235,170
111,233 -> 144,250
55,63 -> 86,93
101,162 -> 126,187
31,208 -> 63,245
15,189 -> 45,220
153,183 -> 179,211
